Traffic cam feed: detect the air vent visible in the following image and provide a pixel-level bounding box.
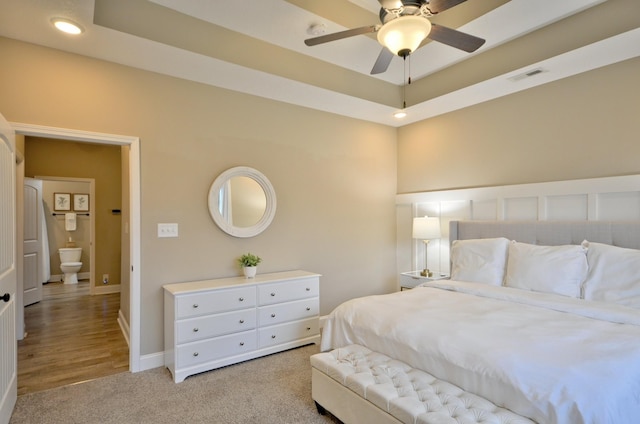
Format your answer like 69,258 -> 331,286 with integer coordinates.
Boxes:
508,67 -> 547,82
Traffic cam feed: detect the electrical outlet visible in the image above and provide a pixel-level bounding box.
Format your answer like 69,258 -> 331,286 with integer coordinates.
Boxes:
158,223 -> 179,238
103,274 -> 109,284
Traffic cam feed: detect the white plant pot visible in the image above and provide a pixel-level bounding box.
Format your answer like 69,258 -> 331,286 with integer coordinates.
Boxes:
243,266 -> 257,278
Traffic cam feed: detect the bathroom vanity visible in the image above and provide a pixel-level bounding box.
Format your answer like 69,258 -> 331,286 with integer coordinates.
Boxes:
163,270 -> 320,383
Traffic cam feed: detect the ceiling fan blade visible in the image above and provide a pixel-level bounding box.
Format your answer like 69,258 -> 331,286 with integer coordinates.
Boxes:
378,0 -> 403,9
428,23 -> 485,53
427,0 -> 468,14
304,25 -> 379,47
370,48 -> 394,74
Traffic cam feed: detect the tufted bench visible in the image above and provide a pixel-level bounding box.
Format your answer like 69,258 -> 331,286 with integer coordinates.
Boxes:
311,344 -> 534,424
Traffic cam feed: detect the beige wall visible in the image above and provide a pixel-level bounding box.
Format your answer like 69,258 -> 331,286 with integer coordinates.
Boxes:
398,56 -> 640,193
0,37 -> 398,356
25,137 -> 122,288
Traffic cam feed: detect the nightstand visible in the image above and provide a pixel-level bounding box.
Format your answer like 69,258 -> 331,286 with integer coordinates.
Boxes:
399,271 -> 449,290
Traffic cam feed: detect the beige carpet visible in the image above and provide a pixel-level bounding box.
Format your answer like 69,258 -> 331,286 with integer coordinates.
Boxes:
10,344 -> 341,424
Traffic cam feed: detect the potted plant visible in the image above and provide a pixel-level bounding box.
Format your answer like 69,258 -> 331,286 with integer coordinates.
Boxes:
238,253 -> 262,278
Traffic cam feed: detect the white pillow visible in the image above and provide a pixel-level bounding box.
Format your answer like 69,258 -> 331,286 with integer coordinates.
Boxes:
450,238 -> 509,286
505,241 -> 587,298
583,241 -> 640,308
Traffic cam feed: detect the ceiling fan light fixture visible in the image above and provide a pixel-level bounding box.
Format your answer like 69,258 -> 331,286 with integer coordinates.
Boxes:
377,16 -> 432,57
51,18 -> 84,35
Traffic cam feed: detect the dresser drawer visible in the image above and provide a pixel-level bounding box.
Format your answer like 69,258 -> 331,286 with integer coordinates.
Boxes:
258,298 -> 318,326
176,330 -> 257,368
176,309 -> 257,344
176,286 -> 256,319
258,277 -> 319,306
258,317 -> 319,348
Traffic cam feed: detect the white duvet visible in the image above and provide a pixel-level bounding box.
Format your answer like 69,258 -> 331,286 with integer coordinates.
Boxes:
321,280 -> 640,424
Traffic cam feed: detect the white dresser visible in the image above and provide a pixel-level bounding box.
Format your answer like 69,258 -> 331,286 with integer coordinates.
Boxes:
163,270 -> 321,383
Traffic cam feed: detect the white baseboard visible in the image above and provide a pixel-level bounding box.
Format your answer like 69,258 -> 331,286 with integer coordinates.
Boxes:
48,271 -> 90,283
118,310 -> 163,373
139,352 -> 165,372
117,309 -> 130,348
94,283 -> 121,295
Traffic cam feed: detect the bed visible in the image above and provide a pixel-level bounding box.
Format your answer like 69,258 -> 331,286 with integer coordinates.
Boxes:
315,220 -> 640,424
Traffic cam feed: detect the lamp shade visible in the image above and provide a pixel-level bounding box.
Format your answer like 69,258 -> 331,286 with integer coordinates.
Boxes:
377,15 -> 432,56
412,216 -> 441,240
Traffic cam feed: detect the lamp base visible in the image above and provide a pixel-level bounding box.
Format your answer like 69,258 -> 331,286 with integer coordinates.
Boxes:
420,269 -> 433,278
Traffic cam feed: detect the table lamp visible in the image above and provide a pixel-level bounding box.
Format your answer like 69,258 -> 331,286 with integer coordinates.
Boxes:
412,216 -> 441,277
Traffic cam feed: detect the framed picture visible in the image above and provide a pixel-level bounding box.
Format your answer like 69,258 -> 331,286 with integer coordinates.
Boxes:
73,193 -> 90,212
54,193 -> 71,211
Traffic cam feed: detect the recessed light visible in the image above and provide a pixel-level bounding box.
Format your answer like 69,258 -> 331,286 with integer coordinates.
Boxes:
52,18 -> 84,35
394,111 -> 407,119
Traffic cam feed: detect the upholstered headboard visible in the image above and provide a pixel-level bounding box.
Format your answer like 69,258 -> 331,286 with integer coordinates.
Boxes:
449,221 -> 640,249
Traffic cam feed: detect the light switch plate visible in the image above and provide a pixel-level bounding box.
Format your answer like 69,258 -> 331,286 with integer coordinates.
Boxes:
158,223 -> 178,238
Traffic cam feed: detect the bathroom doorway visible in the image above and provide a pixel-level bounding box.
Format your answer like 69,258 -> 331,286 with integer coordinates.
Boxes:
18,140 -> 124,393
12,121 -> 142,380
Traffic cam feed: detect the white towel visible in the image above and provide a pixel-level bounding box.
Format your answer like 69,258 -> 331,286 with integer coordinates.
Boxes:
65,212 -> 77,231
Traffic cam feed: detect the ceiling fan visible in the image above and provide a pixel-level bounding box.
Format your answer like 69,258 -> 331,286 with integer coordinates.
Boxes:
304,0 -> 486,75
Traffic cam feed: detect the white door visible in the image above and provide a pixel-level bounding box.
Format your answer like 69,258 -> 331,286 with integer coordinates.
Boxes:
0,113 -> 17,423
23,178 -> 44,306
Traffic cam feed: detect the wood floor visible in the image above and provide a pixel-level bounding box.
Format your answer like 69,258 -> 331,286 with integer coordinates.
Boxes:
17,281 -> 129,395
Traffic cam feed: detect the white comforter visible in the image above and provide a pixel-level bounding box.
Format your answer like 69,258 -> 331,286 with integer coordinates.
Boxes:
321,280 -> 640,424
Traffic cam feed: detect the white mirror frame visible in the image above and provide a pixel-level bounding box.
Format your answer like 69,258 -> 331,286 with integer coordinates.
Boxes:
208,166 -> 277,238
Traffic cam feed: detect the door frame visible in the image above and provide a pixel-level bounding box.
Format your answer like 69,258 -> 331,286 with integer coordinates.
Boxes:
11,122 -> 142,372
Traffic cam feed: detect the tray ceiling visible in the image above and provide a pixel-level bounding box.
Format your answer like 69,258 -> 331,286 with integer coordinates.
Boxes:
0,0 -> 638,126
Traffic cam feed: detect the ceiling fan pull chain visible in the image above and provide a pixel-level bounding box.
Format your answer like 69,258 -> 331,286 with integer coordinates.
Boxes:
403,55 -> 407,107
403,54 -> 407,83
402,54 -> 408,109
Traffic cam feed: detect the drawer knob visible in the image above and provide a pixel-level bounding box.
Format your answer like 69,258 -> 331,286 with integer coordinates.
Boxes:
193,352 -> 199,357
193,328 -> 199,332
306,287 -> 311,291
271,313 -> 276,318
239,319 -> 245,324
271,335 -> 276,339
192,304 -> 199,308
306,327 -> 311,331
270,292 -> 275,297
240,342 -> 244,346
239,297 -> 244,302
306,307 -> 311,311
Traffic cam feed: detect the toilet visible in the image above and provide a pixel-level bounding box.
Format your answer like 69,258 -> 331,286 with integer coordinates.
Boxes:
59,247 -> 82,285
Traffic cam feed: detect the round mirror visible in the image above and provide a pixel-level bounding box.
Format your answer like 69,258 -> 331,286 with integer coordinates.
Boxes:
208,166 -> 276,238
